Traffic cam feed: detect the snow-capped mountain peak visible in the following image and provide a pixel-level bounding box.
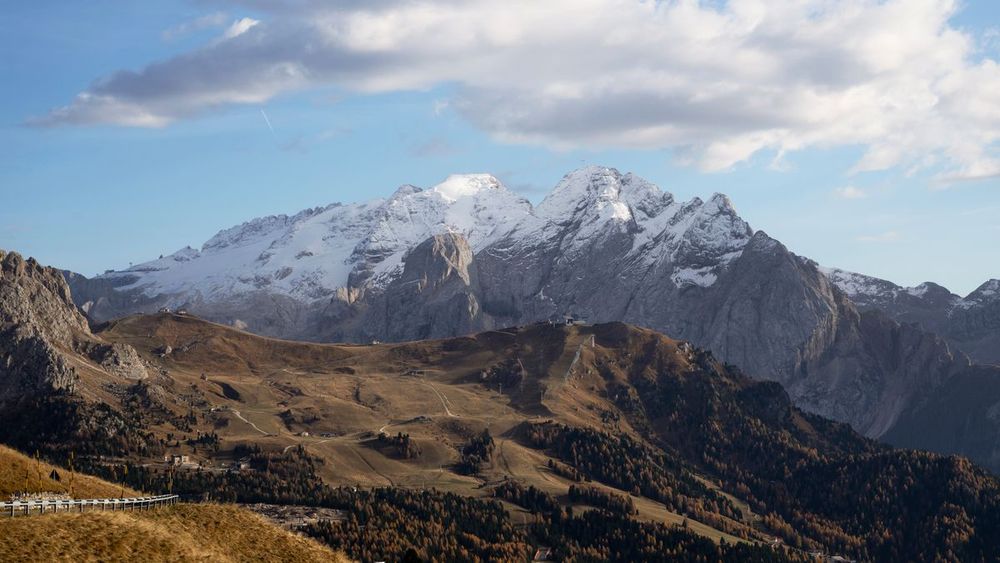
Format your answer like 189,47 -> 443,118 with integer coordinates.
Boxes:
820,267 -> 971,311
521,166 -> 754,289
536,166 -> 613,214
967,279 -> 1000,304
430,174 -> 503,202
92,166 -> 763,305
388,184 -> 423,200
705,192 -> 738,216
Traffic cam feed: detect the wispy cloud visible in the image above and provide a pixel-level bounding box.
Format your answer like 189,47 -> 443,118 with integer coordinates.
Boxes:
32,1 -> 1000,180
932,166 -> 1000,189
834,186 -> 868,200
222,17 -> 259,40
259,108 -> 275,134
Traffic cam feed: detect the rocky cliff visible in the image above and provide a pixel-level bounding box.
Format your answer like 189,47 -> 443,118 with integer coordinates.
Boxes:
1,249 -> 150,416
0,250 -> 87,403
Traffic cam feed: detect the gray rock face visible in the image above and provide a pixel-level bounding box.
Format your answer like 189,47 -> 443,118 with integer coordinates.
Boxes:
1,249 -> 155,408
0,250 -> 87,403
0,330 -> 77,401
313,233 -> 494,342
3,251 -> 89,341
367,233 -> 491,341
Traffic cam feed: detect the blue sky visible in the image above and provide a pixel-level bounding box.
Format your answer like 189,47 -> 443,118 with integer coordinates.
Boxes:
1,0 -> 998,295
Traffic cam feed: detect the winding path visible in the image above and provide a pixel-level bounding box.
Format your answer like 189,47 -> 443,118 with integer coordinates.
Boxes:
563,334 -> 596,381
421,383 -> 458,417
230,409 -> 269,436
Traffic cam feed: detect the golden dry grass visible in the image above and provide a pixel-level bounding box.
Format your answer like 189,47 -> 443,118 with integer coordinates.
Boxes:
0,503 -> 349,562
88,314 -> 749,545
0,444 -> 139,499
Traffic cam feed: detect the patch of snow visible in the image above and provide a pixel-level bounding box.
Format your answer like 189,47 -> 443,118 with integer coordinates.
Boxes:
672,266 -> 719,288
822,267 -> 892,298
976,279 -> 1000,298
431,174 -> 501,202
964,279 -> 1000,305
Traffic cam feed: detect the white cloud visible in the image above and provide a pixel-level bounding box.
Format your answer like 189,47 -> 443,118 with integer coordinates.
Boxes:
34,0 -> 1000,180
834,186 -> 868,199
222,17 -> 260,40
856,230 -> 902,243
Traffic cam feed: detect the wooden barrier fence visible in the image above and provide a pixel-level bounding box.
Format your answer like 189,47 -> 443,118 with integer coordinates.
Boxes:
1,494 -> 179,517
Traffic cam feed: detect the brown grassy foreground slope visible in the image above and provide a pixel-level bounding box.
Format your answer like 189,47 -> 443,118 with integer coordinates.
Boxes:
0,504 -> 348,563
0,444 -> 139,499
0,444 -> 347,563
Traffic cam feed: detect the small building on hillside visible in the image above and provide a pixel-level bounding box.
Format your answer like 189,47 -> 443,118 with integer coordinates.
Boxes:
164,454 -> 189,466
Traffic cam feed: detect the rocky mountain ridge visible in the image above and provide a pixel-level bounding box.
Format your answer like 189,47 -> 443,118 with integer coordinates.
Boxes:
824,267 -> 1000,365
67,167 -> 759,340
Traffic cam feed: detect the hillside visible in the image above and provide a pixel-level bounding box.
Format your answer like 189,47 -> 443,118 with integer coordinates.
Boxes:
0,444 -> 139,499
81,314 -> 1000,560
0,443 -> 346,563
0,504 -> 347,563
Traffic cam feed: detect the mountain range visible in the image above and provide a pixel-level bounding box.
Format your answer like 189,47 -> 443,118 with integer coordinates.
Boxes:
5,246 -> 1000,561
62,166 -> 1000,472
